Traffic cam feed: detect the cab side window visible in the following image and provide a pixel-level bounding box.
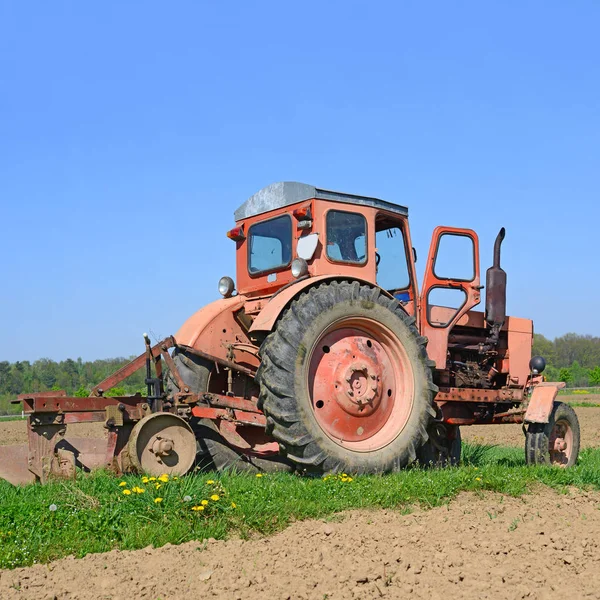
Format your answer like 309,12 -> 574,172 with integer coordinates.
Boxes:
375,222 -> 410,293
326,210 -> 367,264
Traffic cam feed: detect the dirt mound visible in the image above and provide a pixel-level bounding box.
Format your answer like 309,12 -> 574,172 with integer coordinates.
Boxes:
2,488 -> 599,599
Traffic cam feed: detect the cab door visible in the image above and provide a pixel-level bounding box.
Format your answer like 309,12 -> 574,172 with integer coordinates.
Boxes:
419,227 -> 481,369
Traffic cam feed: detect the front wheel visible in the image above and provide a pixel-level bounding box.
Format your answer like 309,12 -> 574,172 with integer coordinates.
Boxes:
525,401 -> 580,467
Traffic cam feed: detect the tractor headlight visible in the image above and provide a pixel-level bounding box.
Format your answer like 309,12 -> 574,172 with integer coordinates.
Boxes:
218,276 -> 235,298
291,258 -> 309,278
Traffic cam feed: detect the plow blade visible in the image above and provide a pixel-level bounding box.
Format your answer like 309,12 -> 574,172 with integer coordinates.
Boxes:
0,438 -> 109,486
0,445 -> 35,486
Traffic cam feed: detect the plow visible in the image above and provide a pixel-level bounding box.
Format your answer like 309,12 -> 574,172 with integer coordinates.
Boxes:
0,181 -> 580,485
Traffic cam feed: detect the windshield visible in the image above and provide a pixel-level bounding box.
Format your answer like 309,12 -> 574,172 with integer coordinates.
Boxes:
248,215 -> 292,274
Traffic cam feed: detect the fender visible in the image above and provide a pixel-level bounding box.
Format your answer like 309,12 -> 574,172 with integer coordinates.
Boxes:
249,275 -> 397,334
174,295 -> 257,368
524,382 -> 566,424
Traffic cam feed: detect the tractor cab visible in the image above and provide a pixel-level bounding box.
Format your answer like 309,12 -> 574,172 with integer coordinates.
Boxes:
228,181 -> 419,306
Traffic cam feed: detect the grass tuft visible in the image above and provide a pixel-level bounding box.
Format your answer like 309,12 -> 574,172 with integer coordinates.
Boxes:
2,444 -> 600,569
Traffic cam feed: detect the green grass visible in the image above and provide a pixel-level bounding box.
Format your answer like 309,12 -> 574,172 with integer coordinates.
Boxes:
2,444 -> 600,570
0,416 -> 25,422
565,401 -> 600,408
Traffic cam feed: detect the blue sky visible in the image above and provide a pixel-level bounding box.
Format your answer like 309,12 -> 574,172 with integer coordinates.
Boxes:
1,1 -> 598,362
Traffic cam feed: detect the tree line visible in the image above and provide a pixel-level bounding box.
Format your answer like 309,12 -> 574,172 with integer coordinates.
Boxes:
1,332 -> 599,414
533,333 -> 600,387
0,357 -> 146,415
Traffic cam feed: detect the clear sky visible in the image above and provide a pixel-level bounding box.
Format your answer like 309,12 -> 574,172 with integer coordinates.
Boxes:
1,1 -> 598,362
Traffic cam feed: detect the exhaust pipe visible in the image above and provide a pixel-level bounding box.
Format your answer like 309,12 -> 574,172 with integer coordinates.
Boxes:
485,227 -> 507,333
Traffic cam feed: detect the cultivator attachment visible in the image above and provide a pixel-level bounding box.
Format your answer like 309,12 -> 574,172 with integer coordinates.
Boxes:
0,334 -> 268,485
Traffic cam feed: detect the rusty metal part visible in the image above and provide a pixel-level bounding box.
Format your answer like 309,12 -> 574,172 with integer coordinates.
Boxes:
524,382 -> 566,424
127,413 -> 196,476
91,337 -> 175,396
178,343 -> 256,378
20,395 -> 146,421
191,405 -> 267,427
436,387 -> 523,403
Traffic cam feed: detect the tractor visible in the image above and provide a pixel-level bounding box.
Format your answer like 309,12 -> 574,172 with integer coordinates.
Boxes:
0,182 -> 580,485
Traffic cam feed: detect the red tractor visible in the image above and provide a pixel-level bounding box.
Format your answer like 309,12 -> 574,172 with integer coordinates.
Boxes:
1,182 -> 580,484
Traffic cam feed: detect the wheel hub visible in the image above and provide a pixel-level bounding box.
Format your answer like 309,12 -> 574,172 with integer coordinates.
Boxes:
336,360 -> 381,416
151,436 -> 174,458
309,320 -> 414,450
549,420 -> 573,466
127,413 -> 196,476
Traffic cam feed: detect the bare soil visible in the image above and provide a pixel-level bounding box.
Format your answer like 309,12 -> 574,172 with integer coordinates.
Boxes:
3,404 -> 600,449
2,488 -> 600,599
0,421 -> 107,446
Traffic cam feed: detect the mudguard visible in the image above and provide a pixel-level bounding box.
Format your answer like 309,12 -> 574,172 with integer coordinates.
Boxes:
249,275 -> 396,334
174,295 -> 258,367
524,382 -> 566,424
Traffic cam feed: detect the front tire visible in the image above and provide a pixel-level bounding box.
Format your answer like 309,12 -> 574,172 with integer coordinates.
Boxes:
257,281 -> 437,474
525,401 -> 580,467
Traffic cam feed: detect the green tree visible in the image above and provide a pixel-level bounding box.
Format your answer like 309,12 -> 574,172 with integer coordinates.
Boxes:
559,368 -> 574,385
74,385 -> 90,397
590,366 -> 600,386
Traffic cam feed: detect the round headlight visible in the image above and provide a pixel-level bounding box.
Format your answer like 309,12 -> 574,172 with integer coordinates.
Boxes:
291,258 -> 309,278
218,276 -> 235,298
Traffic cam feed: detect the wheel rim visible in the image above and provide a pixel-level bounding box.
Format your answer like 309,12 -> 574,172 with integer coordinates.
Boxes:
128,413 -> 197,476
548,418 -> 574,467
308,317 -> 415,452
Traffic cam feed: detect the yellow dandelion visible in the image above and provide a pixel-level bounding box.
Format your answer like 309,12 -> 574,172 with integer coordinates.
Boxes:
132,486 -> 145,494
158,474 -> 169,483
201,500 -> 209,506
173,476 -> 179,480
118,481 -> 127,487
142,476 -> 149,484
255,473 -> 263,478
149,477 -> 156,481
231,502 -> 237,509
475,477 -> 482,482
155,483 -> 162,489
192,505 -> 205,512
210,494 -> 220,501
206,479 -> 215,485
122,489 -> 131,495
154,498 -> 163,504
342,473 -> 348,477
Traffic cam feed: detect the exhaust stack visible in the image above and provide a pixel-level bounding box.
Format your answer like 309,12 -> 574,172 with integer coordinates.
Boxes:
485,227 -> 507,334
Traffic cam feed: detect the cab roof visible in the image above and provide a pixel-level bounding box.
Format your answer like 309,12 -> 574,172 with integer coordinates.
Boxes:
234,181 -> 408,221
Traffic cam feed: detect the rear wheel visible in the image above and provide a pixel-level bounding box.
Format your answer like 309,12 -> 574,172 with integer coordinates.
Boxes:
257,281 -> 437,474
417,425 -> 461,468
167,350 -> 292,473
525,401 -> 580,467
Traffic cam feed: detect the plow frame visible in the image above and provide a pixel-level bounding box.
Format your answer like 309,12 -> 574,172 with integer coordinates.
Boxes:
8,336 -> 265,484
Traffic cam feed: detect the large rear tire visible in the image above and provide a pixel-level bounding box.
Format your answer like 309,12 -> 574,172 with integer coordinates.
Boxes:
416,425 -> 461,468
257,281 -> 437,474
167,350 -> 292,473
